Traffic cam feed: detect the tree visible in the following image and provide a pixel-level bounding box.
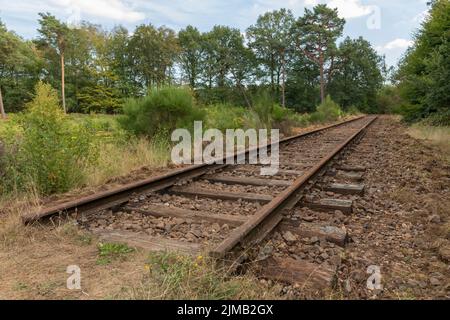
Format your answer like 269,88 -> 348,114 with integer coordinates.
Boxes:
109,26 -> 131,94
247,9 -> 295,106
129,24 -> 179,90
396,0 -> 450,122
292,4 -> 345,103
178,26 -> 204,89
285,54 -> 320,112
228,37 -> 257,108
37,13 -> 70,112
0,20 -> 40,116
328,37 -> 384,112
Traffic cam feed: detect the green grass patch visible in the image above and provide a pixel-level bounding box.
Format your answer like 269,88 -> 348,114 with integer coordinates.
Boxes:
97,242 -> 135,265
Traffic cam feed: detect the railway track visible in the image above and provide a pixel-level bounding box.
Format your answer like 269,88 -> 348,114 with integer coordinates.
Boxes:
22,115 -> 377,289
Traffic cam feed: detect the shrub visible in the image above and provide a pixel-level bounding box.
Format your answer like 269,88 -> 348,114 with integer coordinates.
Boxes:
420,110 -> 450,127
0,82 -> 98,195
310,95 -> 343,123
118,87 -> 205,137
346,105 -> 360,115
251,90 -> 275,129
204,104 -> 246,131
399,103 -> 427,124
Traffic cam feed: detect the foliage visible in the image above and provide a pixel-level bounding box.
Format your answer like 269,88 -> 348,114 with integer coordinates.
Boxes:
375,86 -> 405,114
251,89 -> 276,128
0,82 -> 98,195
129,24 -> 179,89
204,104 -> 246,131
309,95 -> 342,123
178,26 -> 204,89
1,4 -> 387,115
97,242 -> 135,265
292,4 -> 345,102
328,37 -> 384,113
0,20 -> 41,113
118,87 -> 205,137
76,83 -> 122,114
246,8 -> 295,105
395,0 -> 450,123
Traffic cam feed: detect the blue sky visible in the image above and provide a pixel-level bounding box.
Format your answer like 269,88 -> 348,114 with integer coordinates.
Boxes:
0,0 -> 429,66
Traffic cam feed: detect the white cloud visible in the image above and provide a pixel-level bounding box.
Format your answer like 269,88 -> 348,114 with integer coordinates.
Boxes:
50,0 -> 145,22
412,9 -> 429,23
382,38 -> 414,50
303,0 -> 374,19
327,0 -> 373,19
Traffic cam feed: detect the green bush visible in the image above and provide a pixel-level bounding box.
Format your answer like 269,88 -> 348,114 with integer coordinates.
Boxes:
346,105 -> 360,115
420,110 -> 450,127
375,86 -> 404,114
0,82 -> 98,195
204,104 -> 246,131
309,95 -> 342,123
399,103 -> 427,124
118,87 -> 205,137
251,90 -> 275,129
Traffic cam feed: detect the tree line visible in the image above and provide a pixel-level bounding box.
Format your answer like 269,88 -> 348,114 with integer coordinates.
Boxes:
394,0 -> 450,124
0,4 -> 386,117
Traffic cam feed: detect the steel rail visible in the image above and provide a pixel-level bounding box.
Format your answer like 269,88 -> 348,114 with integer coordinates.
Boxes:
22,116 -> 366,224
210,116 -> 378,258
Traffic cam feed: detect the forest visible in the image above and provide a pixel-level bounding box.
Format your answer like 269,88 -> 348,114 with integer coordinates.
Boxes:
0,1 -> 448,198
0,4 -> 386,116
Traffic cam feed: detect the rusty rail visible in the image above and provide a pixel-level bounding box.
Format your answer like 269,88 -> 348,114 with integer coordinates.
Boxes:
22,116 -> 366,224
210,116 -> 377,258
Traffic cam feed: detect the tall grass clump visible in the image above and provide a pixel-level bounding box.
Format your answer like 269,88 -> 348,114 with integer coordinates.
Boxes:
309,95 -> 343,123
0,82 -> 98,196
118,87 -> 205,137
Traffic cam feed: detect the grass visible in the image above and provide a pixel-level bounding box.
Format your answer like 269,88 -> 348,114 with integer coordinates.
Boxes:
121,252 -> 279,300
84,136 -> 171,187
97,242 -> 135,265
407,124 -> 450,163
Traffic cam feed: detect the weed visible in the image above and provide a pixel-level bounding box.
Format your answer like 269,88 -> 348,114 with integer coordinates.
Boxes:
97,242 -> 135,265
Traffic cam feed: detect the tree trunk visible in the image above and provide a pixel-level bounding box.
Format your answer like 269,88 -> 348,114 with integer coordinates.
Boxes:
61,52 -> 66,113
270,55 -> 275,92
319,57 -> 325,103
0,86 -> 6,119
280,49 -> 286,108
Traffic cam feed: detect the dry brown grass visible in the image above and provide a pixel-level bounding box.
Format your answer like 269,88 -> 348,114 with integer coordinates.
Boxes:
84,137 -> 171,187
0,195 -> 278,300
0,194 -> 147,299
407,124 -> 450,163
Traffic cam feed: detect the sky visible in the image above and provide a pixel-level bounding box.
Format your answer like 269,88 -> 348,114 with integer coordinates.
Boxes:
0,0 -> 430,67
